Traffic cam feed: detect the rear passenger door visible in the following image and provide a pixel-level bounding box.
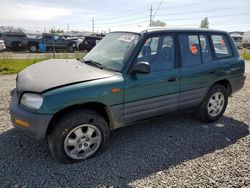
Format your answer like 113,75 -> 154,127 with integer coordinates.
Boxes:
179,33 -> 218,109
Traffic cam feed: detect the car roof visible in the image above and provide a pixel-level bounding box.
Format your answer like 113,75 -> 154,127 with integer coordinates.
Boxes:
111,27 -> 228,35
145,27 -> 226,33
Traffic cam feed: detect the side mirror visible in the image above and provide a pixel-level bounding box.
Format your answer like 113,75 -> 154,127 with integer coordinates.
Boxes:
133,61 -> 151,74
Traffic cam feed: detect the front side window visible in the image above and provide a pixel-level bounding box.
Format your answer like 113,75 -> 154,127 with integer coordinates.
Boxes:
179,35 -> 201,67
136,35 -> 175,72
211,35 -> 232,58
84,32 -> 140,72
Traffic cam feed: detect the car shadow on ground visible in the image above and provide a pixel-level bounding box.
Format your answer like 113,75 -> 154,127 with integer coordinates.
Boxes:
0,113 -> 249,187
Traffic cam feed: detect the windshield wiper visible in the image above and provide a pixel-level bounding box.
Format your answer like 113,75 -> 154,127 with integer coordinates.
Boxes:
84,60 -> 104,69
78,58 -> 119,72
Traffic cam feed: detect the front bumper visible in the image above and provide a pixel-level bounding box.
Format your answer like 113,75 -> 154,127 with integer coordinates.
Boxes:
9,90 -> 53,140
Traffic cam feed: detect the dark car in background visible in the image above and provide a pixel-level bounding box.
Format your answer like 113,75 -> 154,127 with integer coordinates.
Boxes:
78,36 -> 103,51
23,33 -> 77,53
0,32 -> 27,51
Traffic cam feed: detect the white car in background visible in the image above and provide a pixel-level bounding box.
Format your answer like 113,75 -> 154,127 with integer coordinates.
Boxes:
0,40 -> 6,51
242,31 -> 250,49
231,34 -> 243,49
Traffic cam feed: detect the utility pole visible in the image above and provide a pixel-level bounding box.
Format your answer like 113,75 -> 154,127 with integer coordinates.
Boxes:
67,23 -> 69,32
92,18 -> 94,33
149,4 -> 153,27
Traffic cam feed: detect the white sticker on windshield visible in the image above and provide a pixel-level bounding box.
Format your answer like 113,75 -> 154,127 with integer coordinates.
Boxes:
118,34 -> 136,42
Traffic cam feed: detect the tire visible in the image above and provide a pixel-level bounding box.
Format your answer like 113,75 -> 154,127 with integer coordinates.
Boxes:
29,44 -> 38,53
197,84 -> 228,122
11,42 -> 21,51
48,109 -> 110,163
67,45 -> 75,53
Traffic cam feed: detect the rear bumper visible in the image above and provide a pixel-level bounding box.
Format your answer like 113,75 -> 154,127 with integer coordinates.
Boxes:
9,90 -> 52,140
228,75 -> 246,94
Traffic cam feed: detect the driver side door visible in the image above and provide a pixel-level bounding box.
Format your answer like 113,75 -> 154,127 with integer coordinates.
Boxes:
124,34 -> 180,123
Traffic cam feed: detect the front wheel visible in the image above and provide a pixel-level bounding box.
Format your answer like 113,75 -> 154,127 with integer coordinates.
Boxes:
48,109 -> 110,163
197,84 -> 228,122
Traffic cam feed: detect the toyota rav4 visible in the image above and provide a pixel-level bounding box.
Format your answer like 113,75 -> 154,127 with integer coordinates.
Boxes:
10,28 -> 245,163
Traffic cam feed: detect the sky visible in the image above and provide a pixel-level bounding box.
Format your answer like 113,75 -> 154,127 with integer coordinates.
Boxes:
0,0 -> 249,33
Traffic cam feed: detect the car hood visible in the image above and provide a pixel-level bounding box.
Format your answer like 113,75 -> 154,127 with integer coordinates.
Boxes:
17,59 -> 115,93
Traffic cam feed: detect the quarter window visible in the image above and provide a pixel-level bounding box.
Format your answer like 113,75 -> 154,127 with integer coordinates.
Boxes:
211,35 -> 232,58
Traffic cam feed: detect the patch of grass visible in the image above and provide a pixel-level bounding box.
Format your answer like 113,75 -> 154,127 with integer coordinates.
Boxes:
0,52 -> 86,75
241,53 -> 250,60
0,58 -> 47,74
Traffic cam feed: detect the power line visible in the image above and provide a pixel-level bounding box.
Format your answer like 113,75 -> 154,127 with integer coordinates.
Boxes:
152,0 -> 163,19
157,5 -> 248,17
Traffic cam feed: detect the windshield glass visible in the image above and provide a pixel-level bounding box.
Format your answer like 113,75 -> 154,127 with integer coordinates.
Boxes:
83,32 -> 140,71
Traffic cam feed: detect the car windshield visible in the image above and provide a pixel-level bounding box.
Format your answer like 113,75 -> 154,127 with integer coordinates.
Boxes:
83,32 -> 140,72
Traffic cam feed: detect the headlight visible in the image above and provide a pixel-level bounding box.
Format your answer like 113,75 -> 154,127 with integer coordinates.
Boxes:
20,93 -> 43,110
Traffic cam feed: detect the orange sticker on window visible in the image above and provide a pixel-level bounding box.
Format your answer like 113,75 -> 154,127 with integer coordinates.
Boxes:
191,45 -> 198,54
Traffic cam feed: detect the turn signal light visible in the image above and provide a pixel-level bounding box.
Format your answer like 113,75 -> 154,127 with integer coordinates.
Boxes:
15,119 -> 29,127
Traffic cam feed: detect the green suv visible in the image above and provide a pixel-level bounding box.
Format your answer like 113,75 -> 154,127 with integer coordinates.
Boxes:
10,28 -> 245,163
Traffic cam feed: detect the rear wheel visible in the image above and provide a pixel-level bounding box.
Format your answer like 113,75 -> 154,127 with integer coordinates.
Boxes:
48,109 -> 110,163
197,84 -> 228,122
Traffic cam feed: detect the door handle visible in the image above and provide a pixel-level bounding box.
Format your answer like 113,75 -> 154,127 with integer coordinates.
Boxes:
167,77 -> 178,82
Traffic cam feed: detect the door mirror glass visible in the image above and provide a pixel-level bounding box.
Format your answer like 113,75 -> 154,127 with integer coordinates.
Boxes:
133,61 -> 151,74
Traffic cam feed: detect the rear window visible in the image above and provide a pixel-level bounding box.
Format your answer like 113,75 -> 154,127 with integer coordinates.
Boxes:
211,35 -> 232,58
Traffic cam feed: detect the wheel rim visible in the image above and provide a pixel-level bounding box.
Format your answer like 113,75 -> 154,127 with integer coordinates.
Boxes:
207,92 -> 225,117
64,124 -> 102,160
30,46 -> 37,52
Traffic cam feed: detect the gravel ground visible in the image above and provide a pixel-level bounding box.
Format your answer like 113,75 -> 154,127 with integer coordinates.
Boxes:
0,74 -> 249,188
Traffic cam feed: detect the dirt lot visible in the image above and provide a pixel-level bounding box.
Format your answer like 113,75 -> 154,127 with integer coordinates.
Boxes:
0,74 -> 249,187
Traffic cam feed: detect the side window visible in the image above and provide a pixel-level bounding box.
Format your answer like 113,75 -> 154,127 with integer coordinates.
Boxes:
137,35 -> 174,72
0,34 -> 2,38
211,34 -> 232,58
149,37 -> 159,54
200,35 -> 213,63
179,35 -> 201,67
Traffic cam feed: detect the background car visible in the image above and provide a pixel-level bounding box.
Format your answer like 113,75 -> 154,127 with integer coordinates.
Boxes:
0,39 -> 6,51
23,33 -> 78,52
231,34 -> 243,49
0,32 -> 27,51
78,36 -> 104,51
